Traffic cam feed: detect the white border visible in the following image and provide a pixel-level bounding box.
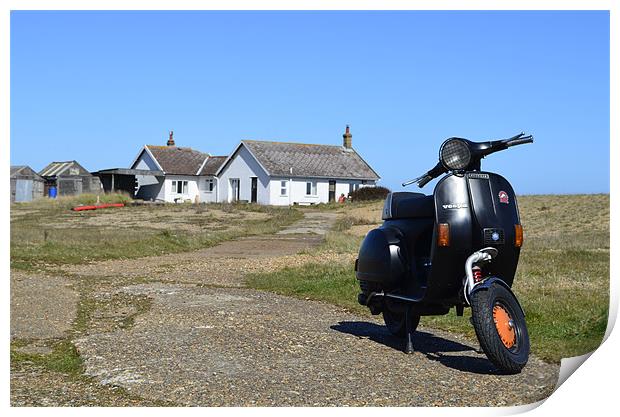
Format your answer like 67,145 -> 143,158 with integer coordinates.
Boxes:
2,2 -> 615,416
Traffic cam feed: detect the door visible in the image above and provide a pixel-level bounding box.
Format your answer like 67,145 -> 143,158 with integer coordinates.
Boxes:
15,179 -> 32,202
328,180 -> 336,203
251,177 -> 258,203
229,179 -> 240,202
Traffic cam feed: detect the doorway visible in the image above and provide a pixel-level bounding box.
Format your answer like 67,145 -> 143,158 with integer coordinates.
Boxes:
251,177 -> 258,203
230,178 -> 240,202
329,180 -> 336,203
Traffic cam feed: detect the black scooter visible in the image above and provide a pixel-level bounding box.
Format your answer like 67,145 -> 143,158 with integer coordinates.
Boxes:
355,133 -> 533,373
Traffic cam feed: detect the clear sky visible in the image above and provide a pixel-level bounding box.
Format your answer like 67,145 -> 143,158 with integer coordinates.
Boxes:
10,10 -> 609,194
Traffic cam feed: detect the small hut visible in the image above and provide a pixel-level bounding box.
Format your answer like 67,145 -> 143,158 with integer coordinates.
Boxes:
38,160 -> 102,197
10,166 -> 45,202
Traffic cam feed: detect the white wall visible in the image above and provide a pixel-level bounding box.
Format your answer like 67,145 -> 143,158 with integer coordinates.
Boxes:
198,176 -> 218,203
132,150 -> 165,201
132,149 -> 160,171
267,178 -> 377,205
218,145 -> 270,203
164,175 -> 200,203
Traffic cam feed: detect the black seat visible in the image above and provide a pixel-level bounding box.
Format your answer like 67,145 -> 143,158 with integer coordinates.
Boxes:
383,192 -> 435,220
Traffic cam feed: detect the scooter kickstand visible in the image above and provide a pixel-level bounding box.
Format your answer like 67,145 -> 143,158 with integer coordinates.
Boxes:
405,307 -> 414,354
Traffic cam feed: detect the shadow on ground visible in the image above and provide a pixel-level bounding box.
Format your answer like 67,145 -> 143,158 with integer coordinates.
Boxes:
331,321 -> 502,375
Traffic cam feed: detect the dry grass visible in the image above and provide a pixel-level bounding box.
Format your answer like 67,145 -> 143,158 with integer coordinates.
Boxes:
10,200 -> 302,271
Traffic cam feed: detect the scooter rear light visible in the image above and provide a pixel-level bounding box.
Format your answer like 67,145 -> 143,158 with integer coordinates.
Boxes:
438,223 -> 450,247
515,224 -> 523,247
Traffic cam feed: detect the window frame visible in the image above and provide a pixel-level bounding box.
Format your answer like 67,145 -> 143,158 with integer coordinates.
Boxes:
171,180 -> 188,195
305,181 -> 317,196
203,179 -> 214,193
280,180 -> 288,196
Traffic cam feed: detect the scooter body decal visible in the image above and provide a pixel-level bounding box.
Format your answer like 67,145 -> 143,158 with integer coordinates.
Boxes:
498,191 -> 509,204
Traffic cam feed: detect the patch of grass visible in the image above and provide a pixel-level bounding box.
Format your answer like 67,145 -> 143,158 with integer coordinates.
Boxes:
246,194 -> 610,363
332,216 -> 376,232
11,339 -> 83,375
246,263 -> 363,312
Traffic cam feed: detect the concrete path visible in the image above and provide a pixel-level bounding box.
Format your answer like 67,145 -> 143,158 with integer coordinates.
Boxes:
75,284 -> 558,406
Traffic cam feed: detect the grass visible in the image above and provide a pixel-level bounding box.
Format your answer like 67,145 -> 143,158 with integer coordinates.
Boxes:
11,198 -> 302,271
246,194 -> 610,363
11,339 -> 83,376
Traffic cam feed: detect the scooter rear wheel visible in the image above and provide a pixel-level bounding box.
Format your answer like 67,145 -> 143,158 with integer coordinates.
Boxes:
383,308 -> 420,338
470,282 -> 530,374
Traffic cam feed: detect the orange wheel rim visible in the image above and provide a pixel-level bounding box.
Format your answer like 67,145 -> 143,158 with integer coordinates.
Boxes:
493,304 -> 516,348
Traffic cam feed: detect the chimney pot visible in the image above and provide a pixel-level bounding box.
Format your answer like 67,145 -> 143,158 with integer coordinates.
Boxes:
167,130 -> 175,146
343,125 -> 352,149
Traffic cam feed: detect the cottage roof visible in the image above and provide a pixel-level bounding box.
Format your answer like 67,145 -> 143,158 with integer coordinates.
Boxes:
221,140 -> 380,180
199,156 -> 227,176
38,161 -> 92,177
144,145 -> 209,176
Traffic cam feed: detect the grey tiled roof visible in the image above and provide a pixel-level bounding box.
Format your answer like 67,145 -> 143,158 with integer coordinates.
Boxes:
241,140 -> 380,180
199,156 -> 227,176
146,146 -> 208,176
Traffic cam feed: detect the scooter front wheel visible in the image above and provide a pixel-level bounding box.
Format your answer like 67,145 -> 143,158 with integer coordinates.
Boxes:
470,282 -> 530,374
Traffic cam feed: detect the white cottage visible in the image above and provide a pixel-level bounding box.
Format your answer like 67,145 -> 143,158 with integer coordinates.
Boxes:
129,132 -> 226,203
216,126 -> 380,205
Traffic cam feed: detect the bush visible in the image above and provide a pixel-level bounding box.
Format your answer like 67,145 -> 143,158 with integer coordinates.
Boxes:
349,186 -> 390,202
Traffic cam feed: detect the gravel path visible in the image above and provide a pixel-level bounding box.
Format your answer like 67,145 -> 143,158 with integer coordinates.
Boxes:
12,210 -> 559,406
11,272 -> 78,341
75,284 -> 557,406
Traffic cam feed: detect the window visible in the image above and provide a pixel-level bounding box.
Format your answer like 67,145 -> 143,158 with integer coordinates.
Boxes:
349,183 -> 360,194
280,180 -> 287,196
203,179 -> 214,192
306,181 -> 317,196
171,180 -> 188,194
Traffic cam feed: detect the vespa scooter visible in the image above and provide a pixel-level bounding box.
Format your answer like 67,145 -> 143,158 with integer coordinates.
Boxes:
355,133 -> 533,373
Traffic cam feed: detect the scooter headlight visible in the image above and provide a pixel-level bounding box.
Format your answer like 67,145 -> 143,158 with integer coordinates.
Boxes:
440,138 -> 471,171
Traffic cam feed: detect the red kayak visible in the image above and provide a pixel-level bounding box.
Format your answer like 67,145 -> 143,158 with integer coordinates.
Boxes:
72,203 -> 125,211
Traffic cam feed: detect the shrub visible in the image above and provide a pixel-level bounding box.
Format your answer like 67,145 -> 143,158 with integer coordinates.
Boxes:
349,186 -> 390,202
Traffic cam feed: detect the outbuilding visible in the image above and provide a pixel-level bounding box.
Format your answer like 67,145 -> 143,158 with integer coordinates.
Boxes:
38,160 -> 102,197
10,165 -> 45,202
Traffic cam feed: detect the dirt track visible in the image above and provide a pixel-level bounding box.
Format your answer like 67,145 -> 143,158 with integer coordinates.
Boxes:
11,211 -> 559,406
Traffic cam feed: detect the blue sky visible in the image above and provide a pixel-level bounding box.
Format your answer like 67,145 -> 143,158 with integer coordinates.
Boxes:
10,10 -> 609,194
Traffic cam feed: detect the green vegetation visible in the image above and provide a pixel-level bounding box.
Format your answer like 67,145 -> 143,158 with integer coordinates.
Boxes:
11,199 -> 302,271
11,339 -> 83,375
348,185 -> 391,201
246,194 -> 610,363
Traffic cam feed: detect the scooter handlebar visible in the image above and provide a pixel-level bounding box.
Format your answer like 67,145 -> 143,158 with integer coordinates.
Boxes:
505,135 -> 534,147
417,174 -> 433,188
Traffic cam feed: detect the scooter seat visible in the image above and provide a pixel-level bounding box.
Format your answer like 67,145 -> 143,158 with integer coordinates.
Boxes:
383,192 -> 435,220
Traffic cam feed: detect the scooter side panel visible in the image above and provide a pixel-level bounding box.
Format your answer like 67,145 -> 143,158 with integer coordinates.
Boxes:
426,174 -> 473,302
466,172 -> 521,287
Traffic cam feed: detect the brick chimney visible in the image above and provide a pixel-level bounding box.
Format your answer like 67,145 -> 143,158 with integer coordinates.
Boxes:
343,125 -> 352,149
167,130 -> 175,146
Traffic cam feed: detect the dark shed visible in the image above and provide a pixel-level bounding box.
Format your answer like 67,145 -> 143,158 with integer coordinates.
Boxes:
38,160 -> 102,197
10,166 -> 45,202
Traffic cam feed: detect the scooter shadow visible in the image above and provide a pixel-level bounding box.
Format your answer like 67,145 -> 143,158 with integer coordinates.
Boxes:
331,321 -> 501,375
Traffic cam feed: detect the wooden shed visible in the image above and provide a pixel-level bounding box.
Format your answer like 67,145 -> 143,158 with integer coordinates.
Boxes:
38,160 -> 102,197
10,166 -> 45,202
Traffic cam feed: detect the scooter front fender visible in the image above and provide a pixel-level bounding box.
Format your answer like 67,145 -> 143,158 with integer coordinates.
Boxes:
470,277 -> 525,317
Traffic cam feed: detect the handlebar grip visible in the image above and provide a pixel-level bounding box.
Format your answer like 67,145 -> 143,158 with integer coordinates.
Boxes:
418,174 -> 433,188
506,136 -> 534,147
